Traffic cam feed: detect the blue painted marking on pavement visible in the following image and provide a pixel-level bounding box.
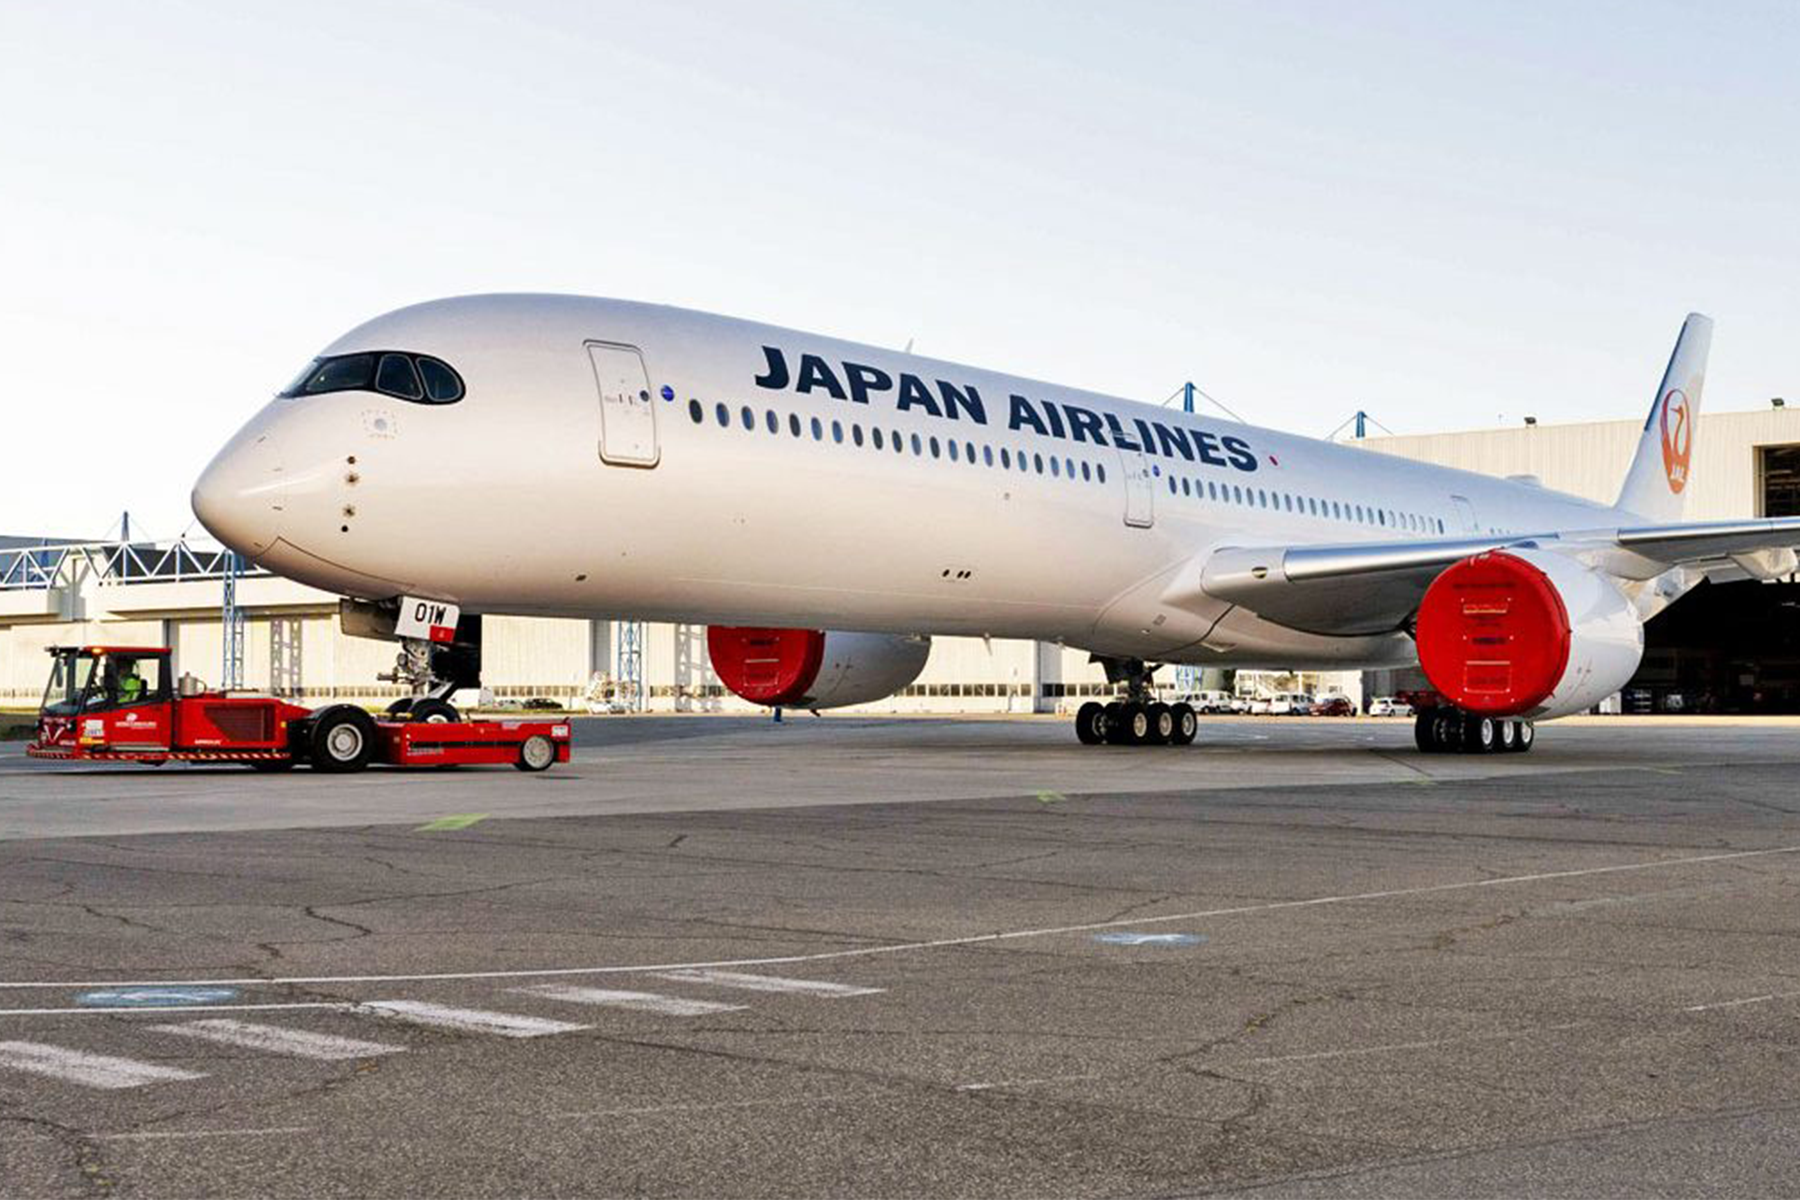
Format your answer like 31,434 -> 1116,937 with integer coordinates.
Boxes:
76,986 -> 241,1008
1092,932 -> 1207,947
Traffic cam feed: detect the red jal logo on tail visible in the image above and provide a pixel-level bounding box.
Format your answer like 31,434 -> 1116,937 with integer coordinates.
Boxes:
1659,388 -> 1692,493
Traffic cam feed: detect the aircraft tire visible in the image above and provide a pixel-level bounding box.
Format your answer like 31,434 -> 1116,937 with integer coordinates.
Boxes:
1169,702 -> 1198,746
1113,703 -> 1153,746
1075,702 -> 1108,745
1514,720 -> 1536,753
1463,715 -> 1497,754
1414,711 -> 1439,753
1497,719 -> 1518,752
408,697 -> 459,724
1147,703 -> 1175,745
385,699 -> 413,720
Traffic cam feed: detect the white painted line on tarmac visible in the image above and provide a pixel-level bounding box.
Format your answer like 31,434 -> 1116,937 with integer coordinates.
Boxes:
0,1002 -> 349,1018
150,1019 -> 403,1060
957,1071 -> 1106,1091
1686,987 -> 1800,1012
97,1126 -> 314,1141
6,840 -> 1799,991
514,985 -> 747,1016
357,1000 -> 589,1038
553,1095 -> 860,1119
0,1042 -> 205,1089
650,970 -> 885,997
1244,1021 -> 1591,1065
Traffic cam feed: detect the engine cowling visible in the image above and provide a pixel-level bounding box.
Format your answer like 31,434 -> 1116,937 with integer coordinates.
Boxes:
1416,549 -> 1642,720
706,627 -> 930,710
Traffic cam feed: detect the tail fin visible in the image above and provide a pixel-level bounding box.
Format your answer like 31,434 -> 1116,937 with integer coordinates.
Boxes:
1614,313 -> 1712,522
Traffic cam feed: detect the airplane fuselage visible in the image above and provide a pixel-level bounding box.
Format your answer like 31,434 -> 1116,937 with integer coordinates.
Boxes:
194,295 -> 1628,670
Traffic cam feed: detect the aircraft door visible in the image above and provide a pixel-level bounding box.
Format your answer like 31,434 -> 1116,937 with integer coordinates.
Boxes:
587,342 -> 659,467
1121,449 -> 1155,528
1450,494 -> 1478,533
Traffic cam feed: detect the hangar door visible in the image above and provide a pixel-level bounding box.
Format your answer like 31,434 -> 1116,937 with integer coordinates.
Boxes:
587,342 -> 659,467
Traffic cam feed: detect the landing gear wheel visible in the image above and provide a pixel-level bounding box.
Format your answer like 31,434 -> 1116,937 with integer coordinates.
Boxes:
1168,702 -> 1198,746
406,698 -> 459,724
309,706 -> 376,773
1147,703 -> 1175,745
1111,702 -> 1153,746
1075,701 -> 1108,745
1463,715 -> 1497,754
1414,711 -> 1439,753
1513,720 -> 1536,753
1497,719 -> 1518,752
515,734 -> 556,772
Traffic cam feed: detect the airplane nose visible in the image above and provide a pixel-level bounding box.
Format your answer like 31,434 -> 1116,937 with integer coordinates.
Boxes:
192,432 -> 284,557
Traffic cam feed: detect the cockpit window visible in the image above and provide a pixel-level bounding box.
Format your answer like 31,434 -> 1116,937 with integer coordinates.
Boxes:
279,351 -> 465,404
299,354 -> 376,395
416,357 -> 464,403
376,353 -> 423,400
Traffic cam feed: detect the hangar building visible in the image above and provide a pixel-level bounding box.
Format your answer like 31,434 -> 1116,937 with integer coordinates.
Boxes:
3,404 -> 1795,714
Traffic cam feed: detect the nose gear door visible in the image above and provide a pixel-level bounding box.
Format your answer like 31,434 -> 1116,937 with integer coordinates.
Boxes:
587,342 -> 659,467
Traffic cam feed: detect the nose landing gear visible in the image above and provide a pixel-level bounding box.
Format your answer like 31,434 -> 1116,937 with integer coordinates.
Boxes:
1414,707 -> 1535,754
1072,657 -> 1198,747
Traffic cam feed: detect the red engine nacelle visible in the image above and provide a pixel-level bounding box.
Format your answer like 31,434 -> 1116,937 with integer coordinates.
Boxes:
706,627 -> 931,710
1416,549 -> 1642,720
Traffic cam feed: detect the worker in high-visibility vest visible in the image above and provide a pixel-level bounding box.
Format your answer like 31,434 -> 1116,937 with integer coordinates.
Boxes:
117,662 -> 146,705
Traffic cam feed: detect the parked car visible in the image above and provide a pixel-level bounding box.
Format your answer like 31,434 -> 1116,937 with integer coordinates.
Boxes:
1367,696 -> 1414,717
1255,692 -> 1312,716
1310,695 -> 1355,717
1172,690 -> 1237,714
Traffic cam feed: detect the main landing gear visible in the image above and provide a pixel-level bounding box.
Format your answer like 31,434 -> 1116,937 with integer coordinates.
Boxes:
1073,657 -> 1198,747
1414,708 -> 1536,754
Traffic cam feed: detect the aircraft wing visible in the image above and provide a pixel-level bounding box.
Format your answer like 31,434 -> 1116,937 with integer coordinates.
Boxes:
1189,516 -> 1800,638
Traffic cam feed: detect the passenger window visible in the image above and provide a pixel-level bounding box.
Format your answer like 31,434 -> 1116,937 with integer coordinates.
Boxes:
741,406 -> 755,431
1097,464 -> 1107,484
1064,457 -> 1074,478
983,446 -> 995,467
1033,453 -> 1044,473
852,424 -> 864,446
949,440 -> 960,462
715,403 -> 730,427
1053,458 -> 1062,477
688,400 -> 703,424
765,410 -> 778,434
789,413 -> 802,437
416,357 -> 464,403
1001,448 -> 1012,469
966,442 -> 977,464
832,420 -> 843,443
911,433 -> 923,455
929,436 -> 940,458
376,353 -> 423,400
873,427 -> 885,450
811,417 -> 824,440
1082,462 -> 1092,482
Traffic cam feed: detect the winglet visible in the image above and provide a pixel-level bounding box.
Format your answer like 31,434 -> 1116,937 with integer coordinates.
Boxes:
1615,313 -> 1711,521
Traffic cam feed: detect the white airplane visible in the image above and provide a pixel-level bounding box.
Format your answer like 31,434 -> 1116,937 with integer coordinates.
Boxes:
192,297 -> 1800,752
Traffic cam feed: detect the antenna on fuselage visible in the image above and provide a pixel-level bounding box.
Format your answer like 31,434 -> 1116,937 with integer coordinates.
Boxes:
1324,409 -> 1394,442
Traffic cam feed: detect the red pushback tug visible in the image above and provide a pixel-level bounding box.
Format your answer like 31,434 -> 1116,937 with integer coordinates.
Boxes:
25,646 -> 569,772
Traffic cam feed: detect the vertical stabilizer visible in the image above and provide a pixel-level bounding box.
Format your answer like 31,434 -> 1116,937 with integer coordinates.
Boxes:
1614,313 -> 1711,521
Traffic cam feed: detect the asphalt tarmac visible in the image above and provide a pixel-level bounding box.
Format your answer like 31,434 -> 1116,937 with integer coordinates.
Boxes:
4,715 -> 1800,1197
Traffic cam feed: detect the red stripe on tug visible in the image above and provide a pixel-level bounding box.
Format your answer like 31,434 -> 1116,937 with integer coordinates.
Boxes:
705,627 -> 826,707
1416,551 -> 1573,716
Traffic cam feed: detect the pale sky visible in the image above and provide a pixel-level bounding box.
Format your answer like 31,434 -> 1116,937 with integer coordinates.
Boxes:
3,0 -> 1797,539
